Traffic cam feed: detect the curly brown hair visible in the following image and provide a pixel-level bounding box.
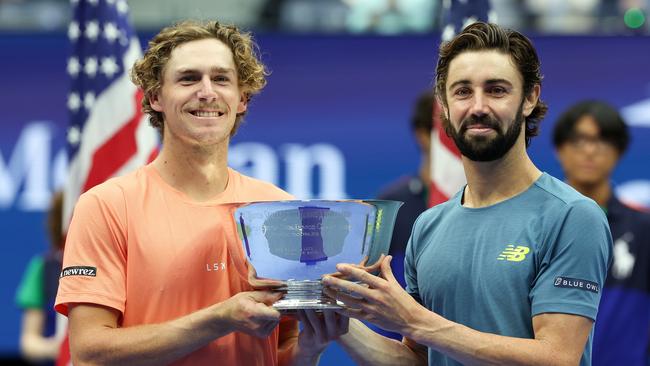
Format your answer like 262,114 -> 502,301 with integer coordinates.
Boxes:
435,22 -> 548,147
130,20 -> 268,138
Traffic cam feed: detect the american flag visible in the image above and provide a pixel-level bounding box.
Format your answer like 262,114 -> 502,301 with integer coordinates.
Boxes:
429,0 -> 493,206
58,0 -> 158,363
62,0 -> 158,228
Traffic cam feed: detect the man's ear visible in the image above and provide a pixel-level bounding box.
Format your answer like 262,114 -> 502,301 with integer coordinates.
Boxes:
237,92 -> 248,114
523,84 -> 540,117
436,94 -> 449,119
150,91 -> 163,112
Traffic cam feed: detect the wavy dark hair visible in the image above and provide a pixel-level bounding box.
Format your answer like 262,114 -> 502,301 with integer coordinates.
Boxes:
435,22 -> 548,147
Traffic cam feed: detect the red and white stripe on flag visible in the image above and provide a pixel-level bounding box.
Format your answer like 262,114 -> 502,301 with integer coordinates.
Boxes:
62,0 -> 159,229
429,101 -> 466,207
59,0 -> 158,364
62,66 -> 159,228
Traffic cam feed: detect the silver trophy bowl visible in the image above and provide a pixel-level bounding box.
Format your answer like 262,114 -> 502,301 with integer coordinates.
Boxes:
231,199 -> 403,311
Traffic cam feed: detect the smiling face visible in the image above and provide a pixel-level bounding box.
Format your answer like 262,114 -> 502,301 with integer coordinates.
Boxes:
150,38 -> 247,149
441,50 -> 539,162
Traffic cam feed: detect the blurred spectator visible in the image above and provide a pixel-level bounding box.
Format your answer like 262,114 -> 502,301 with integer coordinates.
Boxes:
525,0 -> 600,33
0,0 -> 68,30
0,0 -> 648,35
276,0 -> 348,32
553,100 -> 650,366
377,90 -> 434,287
343,0 -> 436,34
15,191 -> 66,364
258,0 -> 286,30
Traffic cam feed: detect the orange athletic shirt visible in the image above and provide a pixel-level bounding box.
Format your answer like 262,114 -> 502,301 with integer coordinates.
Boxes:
55,164 -> 295,365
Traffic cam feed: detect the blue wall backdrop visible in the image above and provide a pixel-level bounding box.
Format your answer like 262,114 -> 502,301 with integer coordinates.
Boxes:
1,32 -> 649,362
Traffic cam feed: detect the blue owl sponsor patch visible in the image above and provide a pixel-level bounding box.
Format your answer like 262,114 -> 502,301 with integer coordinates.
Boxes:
554,276 -> 599,293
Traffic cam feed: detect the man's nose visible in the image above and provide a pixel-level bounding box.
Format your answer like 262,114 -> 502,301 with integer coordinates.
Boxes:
197,76 -> 217,100
469,91 -> 489,116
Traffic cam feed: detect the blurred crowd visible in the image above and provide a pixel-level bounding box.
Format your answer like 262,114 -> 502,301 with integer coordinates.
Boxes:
0,0 -> 648,35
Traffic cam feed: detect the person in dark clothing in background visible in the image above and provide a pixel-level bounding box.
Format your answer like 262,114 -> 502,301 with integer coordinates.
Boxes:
377,90 -> 434,288
553,99 -> 650,366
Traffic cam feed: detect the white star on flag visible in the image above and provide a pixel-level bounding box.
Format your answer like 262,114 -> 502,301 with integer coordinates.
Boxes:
104,22 -> 119,43
67,93 -> 81,111
84,57 -> 98,77
67,126 -> 81,146
100,57 -> 119,78
83,92 -> 95,110
68,22 -> 80,40
85,21 -> 100,42
67,57 -> 81,77
117,0 -> 128,14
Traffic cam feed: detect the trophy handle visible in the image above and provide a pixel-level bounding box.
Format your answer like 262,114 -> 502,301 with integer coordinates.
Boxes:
363,200 -> 404,268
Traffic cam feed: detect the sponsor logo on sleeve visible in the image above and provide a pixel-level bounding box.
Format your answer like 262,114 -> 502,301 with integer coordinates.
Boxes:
60,266 -> 97,278
553,276 -> 600,293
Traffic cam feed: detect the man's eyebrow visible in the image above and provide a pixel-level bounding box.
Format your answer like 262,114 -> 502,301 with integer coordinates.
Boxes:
448,78 -> 514,89
485,78 -> 513,87
173,67 -> 236,75
448,79 -> 470,90
208,67 -> 236,75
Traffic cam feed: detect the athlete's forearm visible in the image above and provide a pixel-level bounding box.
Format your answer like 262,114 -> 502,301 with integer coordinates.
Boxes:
69,304 -> 234,366
404,310 -> 589,366
336,319 -> 426,366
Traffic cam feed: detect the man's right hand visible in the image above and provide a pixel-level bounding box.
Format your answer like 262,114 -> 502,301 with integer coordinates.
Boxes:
217,291 -> 284,338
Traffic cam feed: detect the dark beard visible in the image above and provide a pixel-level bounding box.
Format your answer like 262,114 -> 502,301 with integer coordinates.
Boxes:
448,102 -> 525,162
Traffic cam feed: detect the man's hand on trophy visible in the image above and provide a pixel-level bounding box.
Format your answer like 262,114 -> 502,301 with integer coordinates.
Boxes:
217,291 -> 283,338
322,255 -> 427,335
247,260 -> 285,290
324,254 -> 387,280
296,309 -> 350,356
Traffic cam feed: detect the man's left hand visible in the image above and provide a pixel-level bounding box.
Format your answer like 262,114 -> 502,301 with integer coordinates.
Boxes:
322,255 -> 426,336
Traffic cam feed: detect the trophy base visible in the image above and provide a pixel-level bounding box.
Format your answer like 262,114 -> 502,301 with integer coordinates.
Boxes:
273,280 -> 343,313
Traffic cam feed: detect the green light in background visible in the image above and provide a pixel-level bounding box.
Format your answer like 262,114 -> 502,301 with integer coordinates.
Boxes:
624,8 -> 646,29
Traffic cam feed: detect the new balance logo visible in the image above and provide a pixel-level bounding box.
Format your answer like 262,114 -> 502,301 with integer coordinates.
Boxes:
60,266 -> 97,278
497,245 -> 530,262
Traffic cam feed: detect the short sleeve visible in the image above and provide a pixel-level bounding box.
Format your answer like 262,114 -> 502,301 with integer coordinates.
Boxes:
404,214 -> 425,305
16,256 -> 45,309
530,200 -> 612,321
55,187 -> 128,317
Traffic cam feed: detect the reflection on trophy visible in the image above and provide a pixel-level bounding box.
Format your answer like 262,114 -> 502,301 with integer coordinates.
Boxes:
232,200 -> 403,311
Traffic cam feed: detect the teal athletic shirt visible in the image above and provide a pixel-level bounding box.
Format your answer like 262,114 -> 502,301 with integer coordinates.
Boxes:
405,173 -> 612,366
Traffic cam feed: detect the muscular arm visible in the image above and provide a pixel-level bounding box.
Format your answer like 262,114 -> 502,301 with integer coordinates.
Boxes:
408,311 -> 591,366
68,291 -> 282,366
336,302 -> 591,366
